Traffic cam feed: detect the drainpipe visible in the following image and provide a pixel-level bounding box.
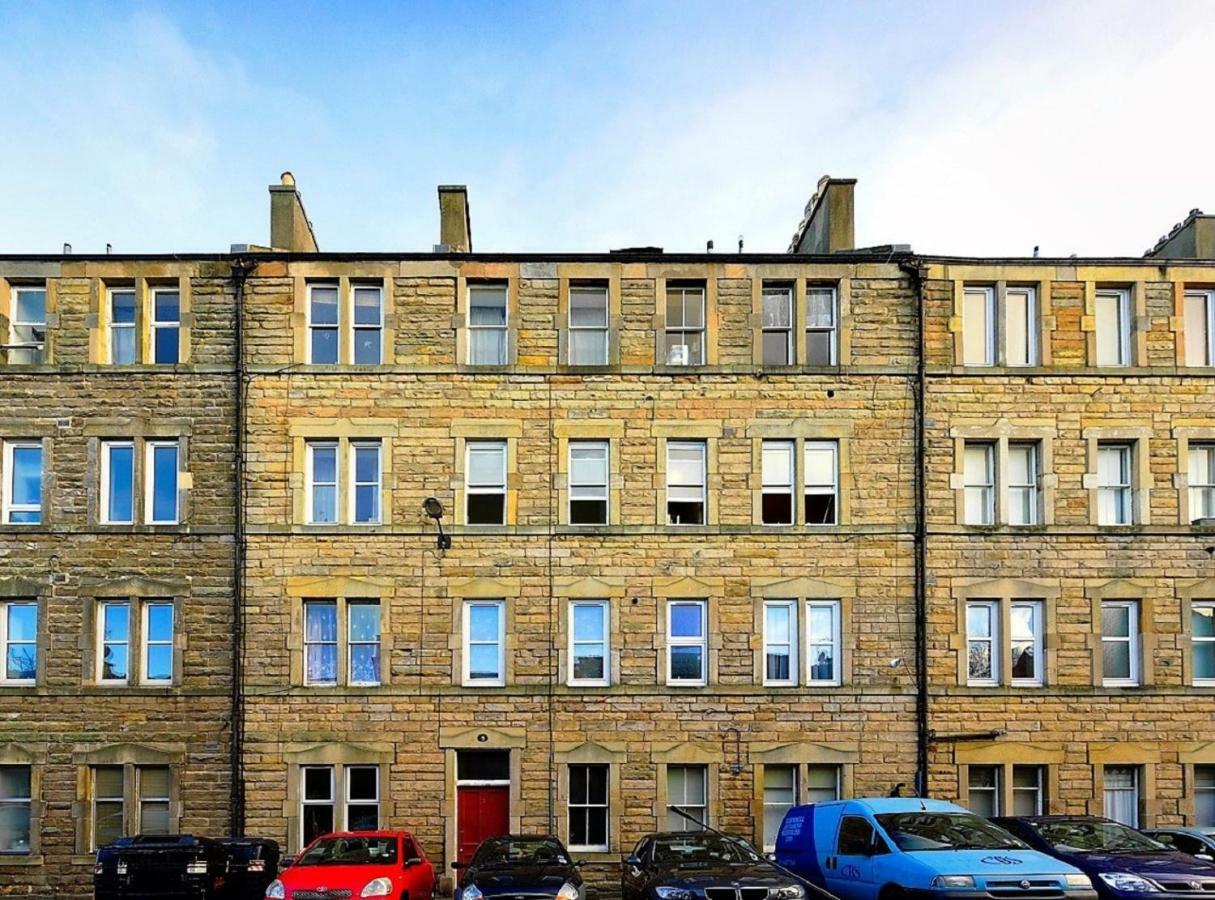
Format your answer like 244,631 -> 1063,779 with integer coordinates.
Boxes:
899,258 -> 929,797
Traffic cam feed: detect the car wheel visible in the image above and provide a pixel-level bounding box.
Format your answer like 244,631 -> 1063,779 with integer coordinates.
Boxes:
879,886 -> 905,900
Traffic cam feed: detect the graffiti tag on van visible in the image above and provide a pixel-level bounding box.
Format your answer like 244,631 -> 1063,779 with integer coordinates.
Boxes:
981,856 -> 1024,865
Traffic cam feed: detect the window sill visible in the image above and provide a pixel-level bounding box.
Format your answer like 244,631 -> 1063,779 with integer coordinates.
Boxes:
0,854 -> 42,867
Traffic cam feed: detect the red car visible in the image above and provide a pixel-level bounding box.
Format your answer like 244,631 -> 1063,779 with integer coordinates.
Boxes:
265,830 -> 435,900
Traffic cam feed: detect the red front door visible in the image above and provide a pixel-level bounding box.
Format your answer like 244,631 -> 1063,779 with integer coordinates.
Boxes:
457,786 -> 510,864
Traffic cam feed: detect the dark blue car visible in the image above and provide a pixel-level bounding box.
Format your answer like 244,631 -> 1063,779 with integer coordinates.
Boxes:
453,835 -> 585,900
994,816 -> 1215,899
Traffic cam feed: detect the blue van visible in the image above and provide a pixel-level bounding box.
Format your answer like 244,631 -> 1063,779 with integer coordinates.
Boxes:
774,798 -> 1098,900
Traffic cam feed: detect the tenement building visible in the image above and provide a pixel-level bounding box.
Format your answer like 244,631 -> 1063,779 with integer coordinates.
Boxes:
0,175 -> 1212,897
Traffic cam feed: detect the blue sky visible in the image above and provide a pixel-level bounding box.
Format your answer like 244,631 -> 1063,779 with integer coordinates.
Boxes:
0,1 -> 1212,256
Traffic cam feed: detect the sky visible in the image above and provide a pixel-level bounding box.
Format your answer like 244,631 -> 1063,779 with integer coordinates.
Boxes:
0,0 -> 1212,257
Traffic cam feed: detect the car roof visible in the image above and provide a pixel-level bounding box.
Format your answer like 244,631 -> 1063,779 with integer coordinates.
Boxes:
313,830 -> 410,839
803,797 -> 965,815
994,816 -> 1115,824
481,834 -> 562,842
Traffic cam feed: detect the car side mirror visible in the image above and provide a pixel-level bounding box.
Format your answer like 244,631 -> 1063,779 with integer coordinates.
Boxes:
405,857 -> 422,868
280,855 -> 297,871
765,852 -> 777,863
452,861 -> 467,871
625,855 -> 643,868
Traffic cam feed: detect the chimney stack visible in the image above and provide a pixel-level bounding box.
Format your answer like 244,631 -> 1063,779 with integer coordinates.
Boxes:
269,171 -> 319,252
437,185 -> 472,253
788,176 -> 856,254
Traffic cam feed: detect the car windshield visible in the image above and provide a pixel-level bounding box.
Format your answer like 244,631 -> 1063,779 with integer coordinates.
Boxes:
875,813 -> 1027,852
297,836 -> 398,866
475,838 -> 569,867
1035,821 -> 1169,854
652,834 -> 764,867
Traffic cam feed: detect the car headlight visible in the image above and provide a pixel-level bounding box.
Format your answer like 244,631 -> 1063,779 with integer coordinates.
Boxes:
932,876 -> 976,889
362,877 -> 394,897
1098,873 -> 1159,893
265,880 -> 286,900
655,887 -> 698,900
773,886 -> 806,900
463,884 -> 485,900
1065,874 -> 1093,889
558,882 -> 581,900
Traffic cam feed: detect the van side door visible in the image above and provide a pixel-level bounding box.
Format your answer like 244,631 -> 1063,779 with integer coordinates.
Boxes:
825,815 -> 882,900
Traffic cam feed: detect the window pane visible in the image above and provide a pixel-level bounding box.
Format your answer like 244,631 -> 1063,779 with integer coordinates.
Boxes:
570,288 -> 608,327
311,328 -> 338,364
762,331 -> 790,366
11,447 -> 41,508
310,287 -> 339,324
141,802 -> 170,835
1096,292 -> 1127,366
1186,293 -> 1212,366
348,766 -> 378,801
353,287 -> 381,325
468,444 -> 506,486
354,444 -> 380,483
468,644 -> 501,680
569,330 -> 607,365
111,291 -> 136,324
95,801 -> 125,846
670,604 -> 704,638
0,768 -> 29,801
762,289 -> 792,328
7,605 -> 35,644
349,603 -> 380,642
807,765 -> 840,802
306,603 -> 337,642
1006,288 -> 1035,366
467,493 -> 505,524
805,330 -> 833,366
302,805 -> 333,845
303,767 -> 332,801
762,443 -> 793,487
469,604 -> 500,642
140,767 -> 170,799
456,751 -> 510,782
669,646 -> 704,680
14,290 -> 45,324
570,443 -> 608,486
963,288 -> 993,365
103,604 -> 129,643
1102,605 -> 1130,637
105,445 -> 134,521
469,329 -> 507,365
1103,642 -> 1131,680
153,326 -> 179,365
573,604 -> 605,642
967,604 -> 992,638
807,289 -> 836,327
765,604 -> 791,643
150,445 -> 178,522
667,444 -> 705,485
968,641 -> 992,681
469,287 -> 507,325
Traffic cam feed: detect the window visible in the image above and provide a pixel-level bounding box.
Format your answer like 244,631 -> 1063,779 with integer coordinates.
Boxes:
304,600 -> 338,686
761,440 -> 795,525
0,766 -> 31,854
137,766 -> 171,835
1185,290 -> 1215,367
963,442 -> 995,525
569,284 -> 609,366
1196,766 -> 1215,827
569,441 -> 609,526
763,765 -> 797,851
804,440 -> 838,525
806,286 -> 838,366
0,602 -> 36,685
667,601 -> 707,686
8,286 -> 46,364
837,816 -> 878,856
350,441 -> 381,525
92,766 -> 125,848
108,288 -> 137,364
89,764 -> 171,849
1097,443 -> 1134,525
1013,765 -> 1045,816
150,288 -> 180,365
306,441 -> 338,525
666,441 -> 706,525
468,284 -> 508,365
307,283 -> 339,364
1190,444 -> 1215,522
466,440 -> 507,525
98,601 -> 130,684
967,601 -> 999,685
807,765 -> 842,803
301,766 -> 335,845
569,600 -> 609,687
807,600 -> 841,685
1193,602 -> 1215,685
352,284 -> 383,365
968,765 -> 1001,817
1095,288 -> 1132,367
763,601 -> 797,686
1005,286 -> 1038,367
568,764 -> 609,851
1008,442 -> 1040,526
1104,766 -> 1140,827
1102,600 -> 1140,686
348,601 -> 381,686
963,286 -> 995,366
101,440 -> 135,524
664,284 -> 705,365
463,600 -> 505,686
761,285 -> 793,365
1010,601 -> 1043,685
346,765 -> 380,831
666,764 -> 707,831
3,441 -> 42,524
141,602 -> 173,684
145,441 -> 179,524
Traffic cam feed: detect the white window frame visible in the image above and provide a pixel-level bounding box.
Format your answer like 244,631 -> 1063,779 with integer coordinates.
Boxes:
568,284 -> 609,366
303,599 -> 339,687
567,763 -> 610,852
349,440 -> 382,525
664,285 -> 705,366
761,284 -> 793,366
1196,766 -> 1215,828
1012,765 -> 1045,816
8,285 -> 47,364
762,764 -> 799,852
97,601 -> 130,685
144,440 -> 179,525
967,765 -> 1002,817
100,440 -> 135,525
467,283 -> 509,366
963,285 -> 996,366
1007,442 -> 1040,526
300,765 -> 336,847
345,764 -> 381,830
347,600 -> 382,687
306,282 -> 340,365
1185,290 -> 1215,367
1009,600 -> 1044,687
1192,601 -> 1215,687
1102,600 -> 1141,687
463,600 -> 506,687
465,440 -> 508,526
1095,288 -> 1132,367
107,287 -> 137,365
963,442 -> 995,526
806,599 -> 842,686
140,601 -> 173,685
1103,765 -> 1140,828
1189,443 -> 1215,523
666,600 -> 707,687
92,765 -> 126,850
0,601 -> 36,686
149,287 -> 180,365
0,765 -> 32,854
568,600 -> 610,688
806,764 -> 842,803
1097,443 -> 1134,526
761,440 -> 795,526
805,285 -> 838,366
568,440 -> 609,526
351,283 -> 384,366
136,766 -> 172,835
1005,285 -> 1038,367
305,440 -> 339,525
666,764 -> 708,832
966,600 -> 1000,686
666,440 -> 707,526
2,441 -> 42,525
804,440 -> 839,526
762,600 -> 798,687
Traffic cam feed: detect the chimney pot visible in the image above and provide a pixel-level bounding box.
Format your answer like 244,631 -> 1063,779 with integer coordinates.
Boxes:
281,171 -> 295,187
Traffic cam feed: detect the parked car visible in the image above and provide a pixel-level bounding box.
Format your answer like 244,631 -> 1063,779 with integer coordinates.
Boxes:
95,834 -> 230,899
452,835 -> 584,900
215,837 -> 281,898
265,830 -> 435,900
621,829 -> 826,900
775,798 -> 1098,900
995,816 -> 1215,899
1142,828 -> 1215,862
